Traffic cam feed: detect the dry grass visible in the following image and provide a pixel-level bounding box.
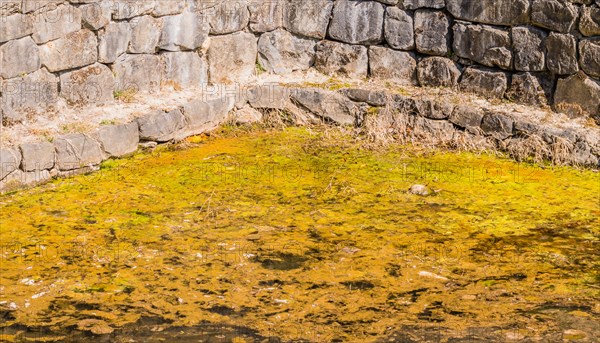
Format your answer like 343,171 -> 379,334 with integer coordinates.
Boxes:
113,88 -> 138,103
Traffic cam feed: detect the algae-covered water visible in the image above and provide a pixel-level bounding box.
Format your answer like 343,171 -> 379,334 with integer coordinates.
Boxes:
0,127 -> 598,342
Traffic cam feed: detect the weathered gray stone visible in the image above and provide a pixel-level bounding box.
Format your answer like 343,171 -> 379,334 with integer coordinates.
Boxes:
22,0 -> 62,13
415,98 -> 455,119
152,0 -> 185,16
0,148 -> 21,180
0,37 -> 40,79
0,13 -> 33,43
545,33 -> 579,75
506,72 -> 548,106
453,23 -> 512,70
446,0 -> 530,26
54,134 -> 104,171
531,0 -> 578,33
414,10 -> 450,56
247,85 -> 290,109
401,0 -> 445,10
249,0 -> 283,32
112,0 -> 155,20
99,22 -> 132,63
460,67 -> 508,98
384,7 -> 414,50
208,32 -> 258,84
481,112 -> 514,139
161,52 -> 208,88
257,29 -> 316,75
554,74 -> 600,117
112,54 -> 162,93
417,57 -> 461,87
512,26 -> 547,72
368,46 -> 417,84
579,39 -> 600,78
95,122 -> 139,157
409,115 -> 455,141
580,6 -> 600,36
0,169 -> 51,192
32,5 -> 82,44
205,0 -> 250,34
283,0 -> 333,39
59,63 -> 115,106
159,11 -> 209,51
343,89 -> 387,106
19,141 -> 55,171
129,15 -> 161,54
39,29 -> 98,72
233,105 -> 263,124
0,104 -> 25,126
80,0 -> 112,30
1,69 -> 59,114
449,105 -> 485,128
291,88 -> 366,125
329,0 -> 385,45
181,96 -> 235,135
314,40 -> 368,79
138,109 -> 185,142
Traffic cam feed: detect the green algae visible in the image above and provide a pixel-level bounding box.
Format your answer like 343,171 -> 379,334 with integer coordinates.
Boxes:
0,127 -> 598,342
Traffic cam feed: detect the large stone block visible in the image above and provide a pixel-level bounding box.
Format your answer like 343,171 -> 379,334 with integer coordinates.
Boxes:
95,122 -> 139,157
0,13 -> 33,43
54,134 -> 104,171
0,36 -> 40,79
152,0 -> 185,16
343,89 -> 387,106
208,32 -> 258,84
580,5 -> 600,37
99,22 -> 132,63
579,39 -> 600,78
449,105 -> 484,129
1,69 -> 59,114
137,109 -> 185,142
283,0 -> 333,39
446,0 -> 530,26
181,96 -> 235,135
0,148 -> 21,181
400,0 -> 445,10
59,63 -> 115,106
554,74 -> 600,118
39,29 -> 98,72
112,54 -> 162,93
0,169 -> 51,192
31,5 -> 82,44
453,23 -> 512,70
459,67 -> 508,98
290,88 -> 364,125
481,112 -> 514,139
22,0 -> 62,14
368,46 -> 417,84
249,0 -> 284,32
204,0 -> 250,34
159,11 -> 209,51
531,0 -> 578,33
512,26 -> 547,72
112,0 -> 155,20
417,57 -> 461,87
257,29 -> 317,75
247,85 -> 290,109
329,0 -> 385,45
314,40 -> 368,79
506,72 -> 548,106
129,15 -> 162,54
80,0 -> 112,30
384,7 -> 414,50
19,141 -> 55,172
161,52 -> 208,88
545,33 -> 578,75
414,10 -> 450,56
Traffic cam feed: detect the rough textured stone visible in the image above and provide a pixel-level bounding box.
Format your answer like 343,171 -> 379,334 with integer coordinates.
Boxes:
409,115 -> 455,141
182,96 -> 235,135
19,141 -> 55,171
159,11 -> 209,51
233,105 -> 263,124
453,23 -> 512,70
99,22 -> 132,63
22,0 -> 62,13
32,5 -> 82,44
0,1 -> 20,16
545,33 -> 579,75
0,13 -> 33,42
314,40 -> 368,79
112,54 -> 162,93
161,52 -> 208,88
460,67 -> 508,98
579,39 -> 600,78
343,89 -> 387,106
512,26 -> 547,72
531,0 -> 578,33
152,0 -> 185,16
208,32 -> 258,84
1,69 -> 59,114
80,0 -> 112,30
506,73 -> 548,106
249,0 -> 283,32
283,0 -> 333,39
206,0 -> 250,34
329,0 -> 385,45
96,122 -> 139,157
0,104 -> 25,126
554,74 -> 600,117
54,134 -> 104,170
401,0 -> 445,10
0,148 -> 21,180
417,57 -> 462,87
384,7 -> 414,50
0,37 -> 40,79
59,63 -> 115,106
580,6 -> 600,36
449,105 -> 485,128
247,85 -> 290,109
446,0 -> 530,25
414,98 -> 455,119
138,109 -> 185,142
112,0 -> 155,20
414,10 -> 450,56
0,169 -> 51,192
290,88 -> 365,125
257,29 -> 316,75
481,112 -> 514,139
39,29 -> 98,72
129,15 -> 161,54
368,46 -> 417,84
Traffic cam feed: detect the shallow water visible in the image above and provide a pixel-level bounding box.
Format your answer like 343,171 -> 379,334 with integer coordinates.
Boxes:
0,127 -> 598,342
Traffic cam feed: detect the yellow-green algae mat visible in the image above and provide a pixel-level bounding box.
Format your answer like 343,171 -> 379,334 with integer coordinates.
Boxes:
0,127 -> 598,342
